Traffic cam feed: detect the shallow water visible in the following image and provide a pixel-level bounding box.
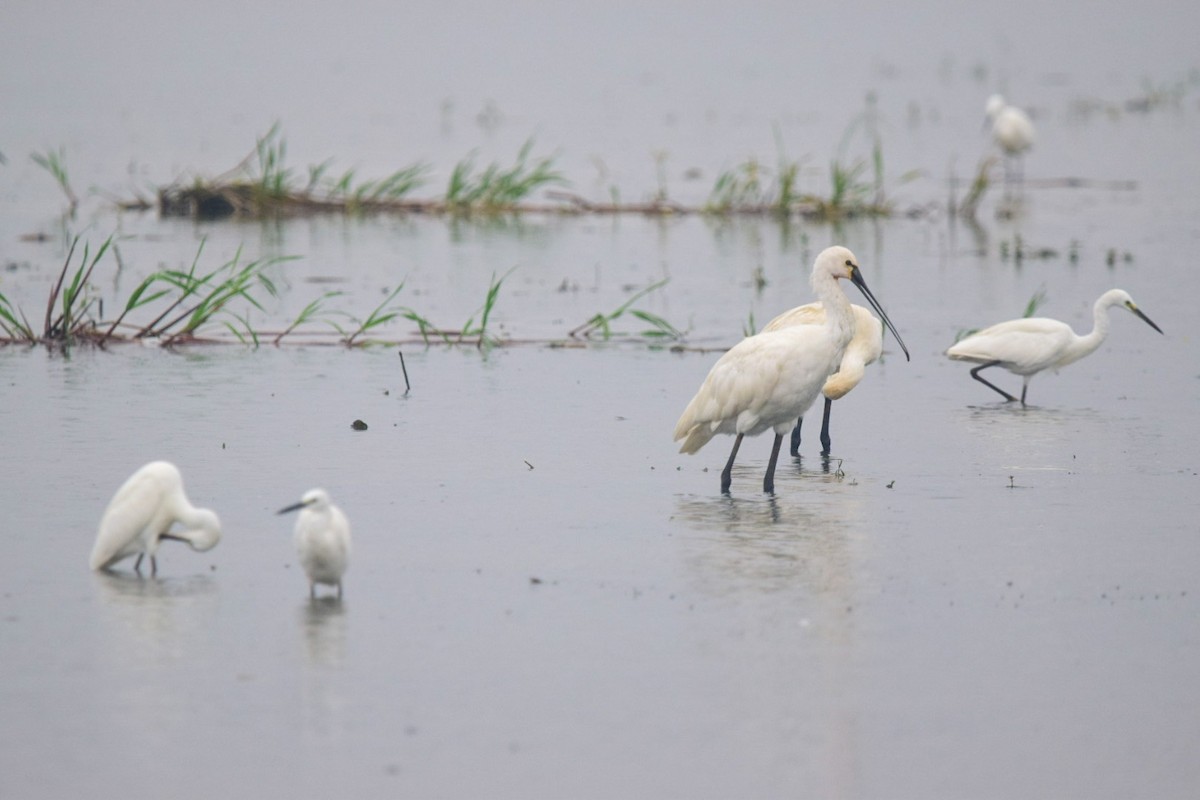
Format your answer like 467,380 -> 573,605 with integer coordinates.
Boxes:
3,2 -> 1200,799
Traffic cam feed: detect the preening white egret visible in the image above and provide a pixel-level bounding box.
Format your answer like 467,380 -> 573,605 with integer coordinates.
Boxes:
89,461 -> 221,575
674,246 -> 909,494
946,288 -> 1162,405
278,488 -> 351,599
762,302 -> 887,456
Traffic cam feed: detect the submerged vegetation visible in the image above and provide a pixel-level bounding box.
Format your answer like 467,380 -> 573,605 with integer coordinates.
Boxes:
153,125 -> 564,219
567,279 -> 683,341
71,106 -> 927,223
0,237 -> 686,351
1,236 -> 288,347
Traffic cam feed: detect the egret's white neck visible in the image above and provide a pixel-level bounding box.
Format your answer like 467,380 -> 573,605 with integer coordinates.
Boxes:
1059,297 -> 1114,367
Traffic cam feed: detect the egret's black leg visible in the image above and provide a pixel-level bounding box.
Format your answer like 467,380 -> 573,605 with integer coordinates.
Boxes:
133,554 -> 144,574
150,556 -> 158,577
789,418 -> 803,457
763,433 -> 784,495
969,361 -> 1018,402
1020,383 -> 1028,406
819,396 -> 834,456
721,433 -> 744,494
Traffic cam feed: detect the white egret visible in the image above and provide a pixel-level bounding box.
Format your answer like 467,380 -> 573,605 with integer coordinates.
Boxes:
89,461 -> 221,575
762,302 -> 887,457
985,94 -> 1034,186
946,289 -> 1163,405
674,246 -> 909,494
278,489 -> 351,599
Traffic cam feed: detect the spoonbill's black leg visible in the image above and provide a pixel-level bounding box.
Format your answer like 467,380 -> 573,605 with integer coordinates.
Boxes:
763,433 -> 784,495
789,418 -> 803,457
819,397 -> 834,455
721,433 -> 744,494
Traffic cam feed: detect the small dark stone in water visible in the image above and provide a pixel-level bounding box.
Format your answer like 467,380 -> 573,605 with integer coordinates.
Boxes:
351,419 -> 368,431
530,576 -> 543,585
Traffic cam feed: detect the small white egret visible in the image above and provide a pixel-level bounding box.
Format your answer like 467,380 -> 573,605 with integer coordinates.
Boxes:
762,302 -> 887,457
674,246 -> 909,494
89,461 -> 221,575
278,489 -> 351,599
985,94 -> 1035,186
946,289 -> 1163,405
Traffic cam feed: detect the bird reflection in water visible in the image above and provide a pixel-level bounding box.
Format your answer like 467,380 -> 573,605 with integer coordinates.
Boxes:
300,596 -> 347,668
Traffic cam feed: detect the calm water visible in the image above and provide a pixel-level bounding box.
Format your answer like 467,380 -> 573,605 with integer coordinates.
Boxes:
3,3 -> 1200,798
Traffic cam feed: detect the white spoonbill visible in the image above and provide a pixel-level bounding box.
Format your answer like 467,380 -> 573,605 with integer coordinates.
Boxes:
674,246 -> 909,494
946,288 -> 1162,405
89,461 -> 222,575
761,302 -> 896,457
985,94 -> 1034,185
278,489 -> 351,599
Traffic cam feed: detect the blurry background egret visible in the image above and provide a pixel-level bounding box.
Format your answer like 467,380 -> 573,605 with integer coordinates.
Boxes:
674,246 -> 909,494
985,94 -> 1035,188
761,301 -> 899,457
278,488 -> 351,599
946,288 -> 1162,405
89,460 -> 222,575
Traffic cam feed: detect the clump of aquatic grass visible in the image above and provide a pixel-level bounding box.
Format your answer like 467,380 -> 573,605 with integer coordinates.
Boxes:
44,235 -> 113,341
954,156 -> 996,220
0,236 -> 286,347
158,123 -> 431,219
1021,287 -> 1047,318
0,290 -> 36,341
133,244 -> 286,345
798,95 -> 919,220
400,307 -> 440,345
383,270 -> 514,348
997,236 -> 1060,264
338,283 -> 410,347
445,139 -> 565,211
0,235 -> 113,344
337,164 -> 432,209
273,291 -> 346,345
704,126 -> 807,216
458,268 -> 514,348
253,122 -> 293,201
324,270 -> 515,348
128,119 -> 943,220
706,158 -> 766,212
742,310 -> 757,338
569,279 -> 683,341
31,147 -> 79,212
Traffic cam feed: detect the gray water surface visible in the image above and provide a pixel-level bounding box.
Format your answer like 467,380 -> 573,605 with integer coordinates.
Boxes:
3,2 -> 1200,798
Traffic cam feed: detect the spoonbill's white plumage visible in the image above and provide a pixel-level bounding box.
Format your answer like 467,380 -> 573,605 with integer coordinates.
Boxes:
985,94 -> 1034,186
89,461 -> 221,575
674,246 -> 909,494
278,488 -> 350,599
946,289 -> 1162,405
762,302 -> 885,456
